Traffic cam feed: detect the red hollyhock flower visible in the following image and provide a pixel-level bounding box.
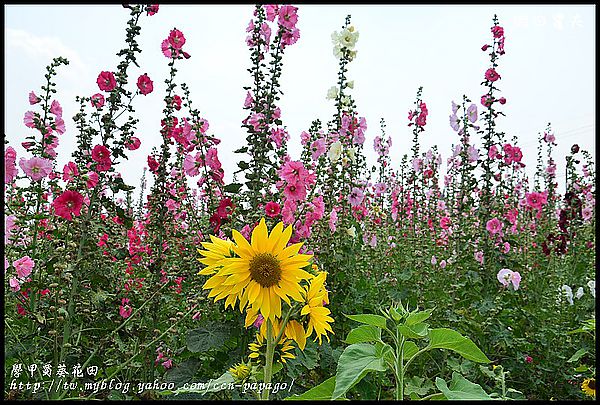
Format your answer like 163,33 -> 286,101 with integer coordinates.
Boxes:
53,190 -> 84,221
265,201 -> 281,218
91,144 -> 112,171
137,74 -> 154,95
97,71 -> 117,92
216,198 -> 235,219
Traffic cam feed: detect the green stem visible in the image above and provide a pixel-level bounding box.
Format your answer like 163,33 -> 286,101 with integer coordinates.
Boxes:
262,320 -> 275,400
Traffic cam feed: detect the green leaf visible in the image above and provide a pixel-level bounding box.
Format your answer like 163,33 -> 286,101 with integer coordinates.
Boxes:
223,183 -> 242,193
332,343 -> 389,400
255,362 -> 283,380
398,323 -> 429,339
238,161 -> 250,170
567,348 -> 588,363
286,377 -> 337,400
345,325 -> 381,344
186,322 -> 231,353
427,328 -> 490,363
404,376 -> 435,397
164,359 -> 201,387
405,308 -> 434,326
344,313 -> 387,329
435,372 -> 493,400
402,341 -> 419,361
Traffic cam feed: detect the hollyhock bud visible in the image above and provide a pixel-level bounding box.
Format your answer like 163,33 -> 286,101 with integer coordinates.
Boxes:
481,44 -> 491,51
498,97 -> 506,105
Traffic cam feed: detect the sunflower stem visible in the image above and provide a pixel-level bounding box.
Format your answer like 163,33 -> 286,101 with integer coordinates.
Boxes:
262,319 -> 275,400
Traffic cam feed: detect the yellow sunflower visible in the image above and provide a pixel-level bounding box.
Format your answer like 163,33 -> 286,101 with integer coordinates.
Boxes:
301,271 -> 334,344
197,236 -> 239,309
582,378 -> 596,397
208,218 -> 313,321
248,332 -> 296,364
228,362 -> 251,382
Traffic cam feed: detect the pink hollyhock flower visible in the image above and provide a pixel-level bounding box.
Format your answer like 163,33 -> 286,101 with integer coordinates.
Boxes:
126,136 -> 141,151
9,277 -> 21,292
281,199 -> 297,224
497,268 -> 521,290
119,298 -> 133,319
136,73 -> 154,95
374,182 -> 387,196
146,4 -> 159,15
449,114 -> 460,131
281,28 -> 300,47
474,251 -> 484,265
97,71 -> 117,92
270,127 -> 289,148
4,257 -> 9,273
485,68 -> 501,82
247,112 -> 265,131
329,209 -> 338,233
488,144 -> 498,159
216,198 -> 235,219
5,146 -> 18,183
244,91 -> 254,108
50,100 -> 62,117
62,161 -> 79,182
348,187 -> 365,207
53,190 -> 84,220
467,103 -> 478,123
24,111 -> 36,128
486,217 -> 503,235
265,201 -> 281,218
54,117 -> 66,135
29,91 -> 41,105
431,256 -> 437,265
491,25 -> 504,38
162,359 -> 173,369
168,29 -> 186,50
582,206 -> 593,221
416,113 -> 427,127
183,153 -> 202,177
278,5 -> 298,29
205,148 -> 222,171
481,94 -> 494,108
503,241 -> 511,253
283,183 -> 307,202
300,131 -> 311,146
161,39 -> 174,58
310,138 -> 327,160
264,4 -> 279,21
543,132 -> 555,144
91,144 -> 112,172
279,160 -> 309,186
260,22 -> 272,44
253,313 -> 265,328
165,199 -> 180,212
91,93 -> 105,109
440,216 -> 451,229
439,260 -> 447,269
526,192 -> 547,210
172,95 -> 182,111
84,171 -> 99,189
19,156 -> 53,181
13,256 -> 35,279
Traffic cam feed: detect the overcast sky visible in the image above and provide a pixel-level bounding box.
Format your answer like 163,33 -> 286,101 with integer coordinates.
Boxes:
4,4 -> 595,197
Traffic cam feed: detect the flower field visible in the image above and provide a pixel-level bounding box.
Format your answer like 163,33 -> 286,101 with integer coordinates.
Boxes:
3,4 -> 596,401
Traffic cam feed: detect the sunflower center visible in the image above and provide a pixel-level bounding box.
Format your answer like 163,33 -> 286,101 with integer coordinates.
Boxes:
249,253 -> 281,288
589,379 -> 596,390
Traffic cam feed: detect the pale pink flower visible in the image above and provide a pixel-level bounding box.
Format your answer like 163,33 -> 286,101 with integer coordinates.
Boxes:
439,260 -> 447,269
474,251 -> 484,265
310,138 -> 327,160
278,5 -> 298,29
486,217 -> 503,235
24,111 -> 36,128
9,277 -> 21,292
431,256 -> 437,265
50,100 -> 62,117
329,209 -> 338,233
5,146 -> 18,183
348,187 -> 365,207
19,157 -> 53,181
13,256 -> 35,279
582,206 -> 593,221
29,91 -> 41,105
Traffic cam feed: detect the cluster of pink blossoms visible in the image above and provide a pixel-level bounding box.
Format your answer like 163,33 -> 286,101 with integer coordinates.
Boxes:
161,28 -> 190,59
246,5 -> 300,50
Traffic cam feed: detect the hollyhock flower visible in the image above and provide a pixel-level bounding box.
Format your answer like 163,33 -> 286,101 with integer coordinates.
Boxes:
498,97 -> 506,105
136,73 -> 154,95
346,226 -> 356,238
119,298 -> 133,319
29,91 -> 41,105
5,146 -> 18,183
559,285 -> 574,305
244,91 -> 254,108
168,29 -> 186,50
13,256 -> 35,279
165,199 -> 180,213
9,277 -> 21,292
253,313 -> 265,329
264,4 -> 279,21
91,145 -> 112,171
53,190 -> 84,220
328,141 -> 343,162
265,201 -> 281,218
326,86 -> 338,100
374,182 -> 386,196
497,268 -> 520,290
491,25 -> 504,38
329,209 -> 338,233
475,251 -> 484,265
172,95 -> 182,111
526,192 -> 547,210
283,183 -> 306,202
310,138 -> 326,160
440,216 -> 451,229
19,157 -> 53,181
543,132 -> 556,144
416,113 -> 427,127
546,162 -> 557,176
485,68 -> 501,82
54,117 -> 66,135
183,153 -> 201,177
126,136 -> 141,151
270,127 -> 289,148
97,71 -> 117,92
451,100 -> 459,114
146,4 -> 159,15
412,158 -> 422,173
503,241 -> 511,254
62,161 -> 79,182
486,217 -> 503,235
488,144 -> 498,159
439,260 -> 447,269
467,146 -> 479,162
575,287 -> 584,299
571,144 -> 580,154
348,187 -> 365,207
449,114 -> 460,131
431,256 -> 437,265
24,111 -> 36,128
588,280 -> 595,298
481,94 -> 494,107
281,199 -> 297,225
50,100 -> 62,117
467,104 -> 478,122
281,27 -> 300,47
582,206 -> 593,221
216,198 -> 234,219
84,171 -> 99,189
279,160 -> 309,186
91,93 -> 105,109
278,5 -> 298,29
205,148 -> 222,171
524,355 -> 533,364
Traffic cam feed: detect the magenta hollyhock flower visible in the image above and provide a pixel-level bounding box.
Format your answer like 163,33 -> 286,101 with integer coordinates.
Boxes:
440,216 -> 451,229
13,256 -> 35,279
24,111 -> 36,128
91,93 -> 105,109
19,156 -> 53,181
168,29 -> 186,50
488,144 -> 499,160
253,313 -> 265,328
62,161 -> 79,182
491,25 -> 504,38
50,100 -> 62,117
543,132 -> 556,144
136,73 -> 154,95
91,144 -> 112,172
97,71 -> 117,92
526,192 -> 547,210
119,298 -> 133,319
9,277 -> 20,292
348,187 -> 365,207
310,138 -> 327,160
84,172 -> 99,189
485,68 -> 501,82
205,148 -> 222,171
126,136 -> 141,151
283,183 -> 307,202
148,155 -> 159,172
264,4 -> 279,21
29,91 -> 41,105
146,4 -> 159,15
525,355 -> 533,364
53,190 -> 84,221
486,217 -> 503,235
5,146 -> 18,183
279,160 -> 308,185
216,198 -> 235,219
265,201 -> 281,218
161,39 -> 174,58
278,5 -> 298,29
172,95 -> 182,111
416,113 -> 427,127
481,94 -> 494,107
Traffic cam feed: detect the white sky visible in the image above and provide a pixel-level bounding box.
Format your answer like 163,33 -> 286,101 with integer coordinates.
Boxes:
4,5 -> 595,197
